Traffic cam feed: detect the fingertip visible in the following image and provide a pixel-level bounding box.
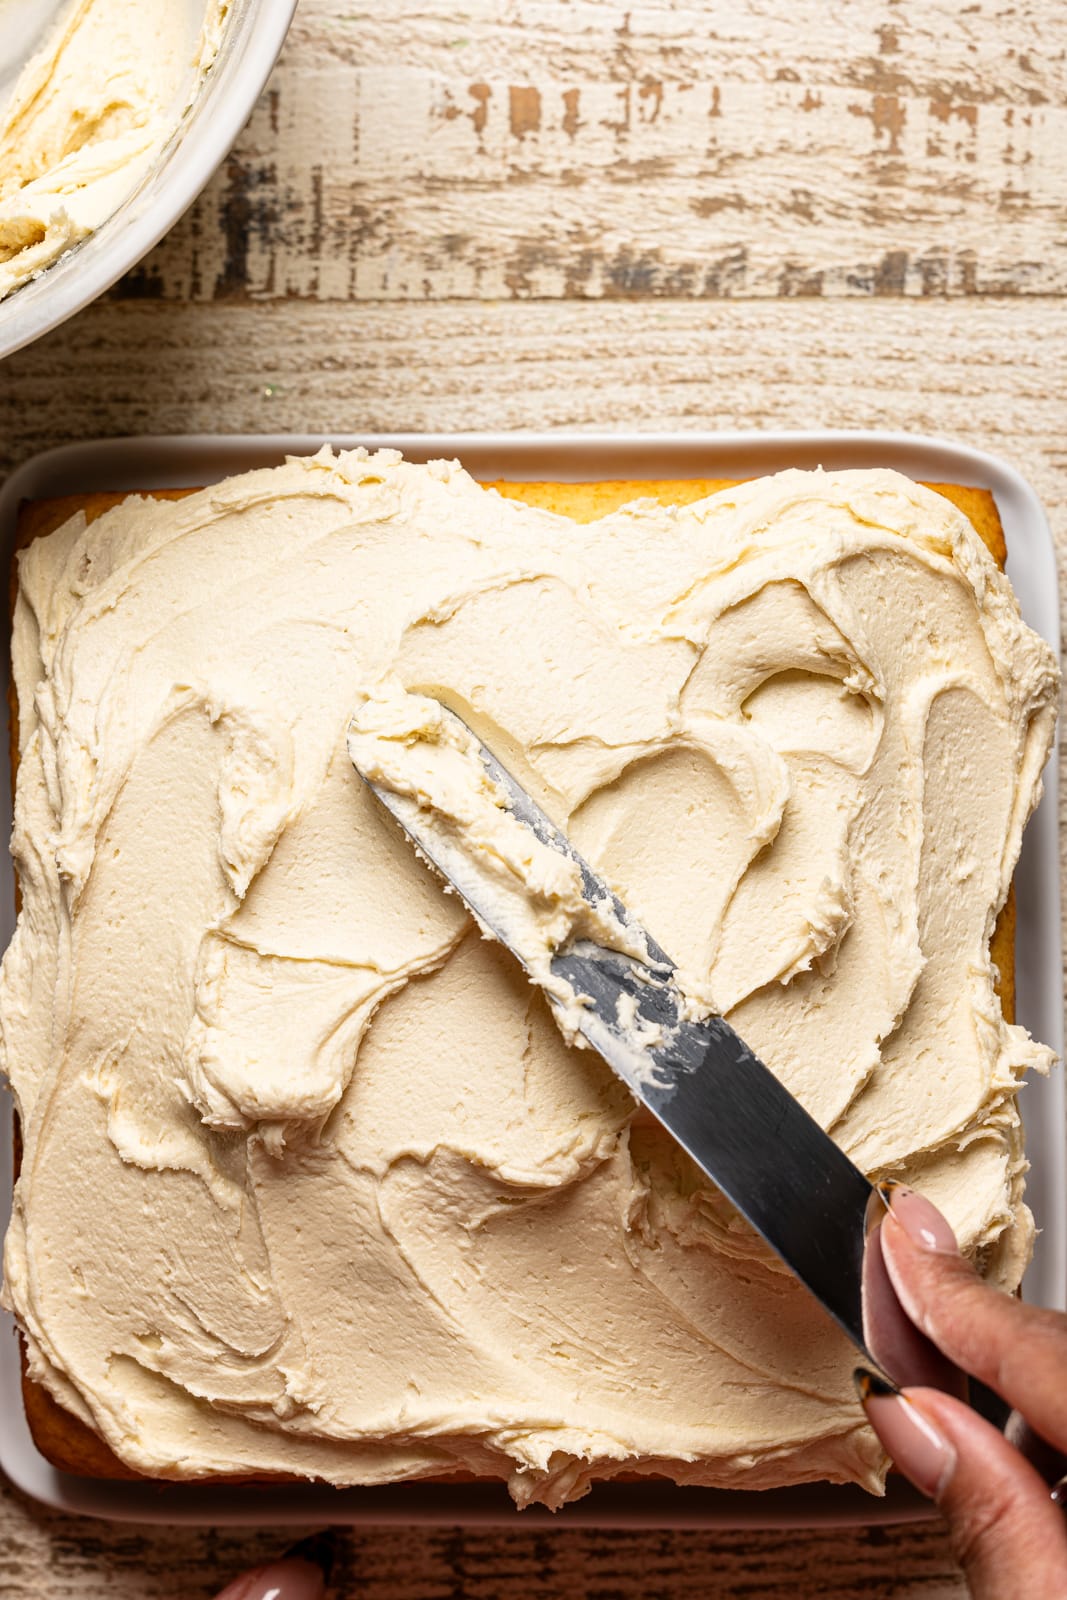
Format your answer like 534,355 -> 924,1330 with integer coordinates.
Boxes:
876,1201 -> 976,1341
862,1221 -> 966,1393
856,1373 -> 956,1499
213,1558 -> 327,1600
878,1183 -> 958,1255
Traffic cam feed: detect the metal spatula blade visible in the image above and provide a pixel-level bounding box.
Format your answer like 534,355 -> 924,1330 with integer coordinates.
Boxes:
349,701 -> 960,1390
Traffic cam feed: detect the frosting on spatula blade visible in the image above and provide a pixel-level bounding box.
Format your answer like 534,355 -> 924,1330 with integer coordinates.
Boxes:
349,694 -> 965,1386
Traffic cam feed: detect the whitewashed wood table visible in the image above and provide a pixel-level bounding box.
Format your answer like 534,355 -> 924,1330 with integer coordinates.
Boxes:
1,1 -> 1064,1594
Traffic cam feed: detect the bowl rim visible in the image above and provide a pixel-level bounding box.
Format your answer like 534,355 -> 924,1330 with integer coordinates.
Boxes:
0,0 -> 298,363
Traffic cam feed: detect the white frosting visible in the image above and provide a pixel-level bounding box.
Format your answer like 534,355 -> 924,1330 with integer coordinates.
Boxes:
347,687 -> 656,1040
1,453 -> 1057,1506
0,0 -> 228,300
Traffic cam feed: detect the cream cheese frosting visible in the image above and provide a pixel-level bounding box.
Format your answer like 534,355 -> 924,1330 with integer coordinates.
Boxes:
347,688 -> 659,1039
0,0 -> 228,300
0,452 -> 1058,1506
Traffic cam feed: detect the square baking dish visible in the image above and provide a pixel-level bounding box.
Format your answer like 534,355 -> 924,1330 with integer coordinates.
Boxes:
0,430 -> 1061,1527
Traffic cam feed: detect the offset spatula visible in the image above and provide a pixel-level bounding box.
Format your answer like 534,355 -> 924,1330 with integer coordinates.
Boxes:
348,702 -> 958,1393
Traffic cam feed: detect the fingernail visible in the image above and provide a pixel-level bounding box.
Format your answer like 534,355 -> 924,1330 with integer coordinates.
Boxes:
853,1366 -> 901,1402
855,1366 -> 956,1499
878,1183 -> 958,1254
213,1557 -> 327,1600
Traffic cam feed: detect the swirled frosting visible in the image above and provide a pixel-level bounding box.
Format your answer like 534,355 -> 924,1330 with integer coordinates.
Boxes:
1,452 -> 1057,1506
0,0 -> 227,300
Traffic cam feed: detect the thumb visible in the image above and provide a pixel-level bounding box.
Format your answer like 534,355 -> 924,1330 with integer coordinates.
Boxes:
858,1373 -> 1067,1600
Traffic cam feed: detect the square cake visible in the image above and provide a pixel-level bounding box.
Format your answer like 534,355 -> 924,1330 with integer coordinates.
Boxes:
1,452 -> 1057,1506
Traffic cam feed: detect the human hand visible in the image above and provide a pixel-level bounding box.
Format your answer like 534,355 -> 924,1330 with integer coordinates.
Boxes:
211,1533 -> 332,1600
857,1185 -> 1067,1600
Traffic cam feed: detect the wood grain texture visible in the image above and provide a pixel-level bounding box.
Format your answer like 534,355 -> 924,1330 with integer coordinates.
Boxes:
108,0 -> 1067,305
2,295 -> 1066,596
0,1497 -> 971,1600
2,0 -> 1066,1594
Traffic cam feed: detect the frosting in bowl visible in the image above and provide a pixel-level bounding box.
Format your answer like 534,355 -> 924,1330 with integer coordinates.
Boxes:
0,0 -> 227,300
0,452 -> 1057,1505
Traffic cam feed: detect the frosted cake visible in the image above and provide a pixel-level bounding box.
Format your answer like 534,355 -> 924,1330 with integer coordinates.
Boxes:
1,453 -> 1057,1505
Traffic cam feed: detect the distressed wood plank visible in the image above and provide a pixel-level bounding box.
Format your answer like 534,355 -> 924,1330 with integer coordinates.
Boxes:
0,1492 -> 968,1598
114,0 -> 1067,304
4,296 -> 1067,515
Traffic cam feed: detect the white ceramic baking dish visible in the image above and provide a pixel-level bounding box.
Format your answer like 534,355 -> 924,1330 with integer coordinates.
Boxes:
0,0 -> 296,363
0,430 -> 1061,1527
